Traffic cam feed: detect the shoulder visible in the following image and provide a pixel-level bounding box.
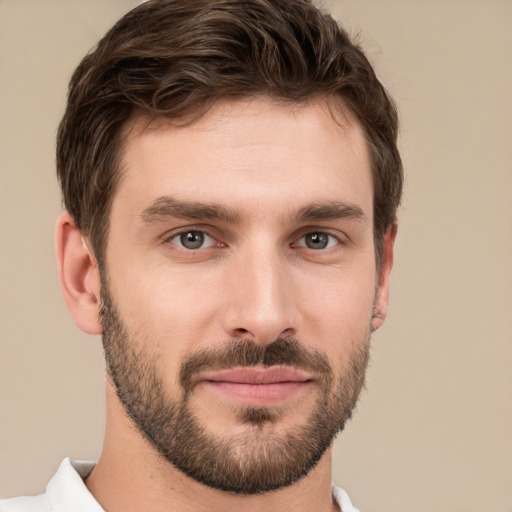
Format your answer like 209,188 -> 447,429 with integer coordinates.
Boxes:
0,494 -> 52,512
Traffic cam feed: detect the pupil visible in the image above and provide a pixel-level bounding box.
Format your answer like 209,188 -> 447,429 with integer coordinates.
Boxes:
181,231 -> 204,249
306,232 -> 328,249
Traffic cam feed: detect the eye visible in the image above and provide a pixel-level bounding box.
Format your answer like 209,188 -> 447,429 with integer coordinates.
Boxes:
169,230 -> 216,250
296,232 -> 339,250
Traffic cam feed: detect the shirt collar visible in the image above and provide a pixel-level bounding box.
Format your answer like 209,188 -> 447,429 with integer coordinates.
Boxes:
46,458 -> 104,512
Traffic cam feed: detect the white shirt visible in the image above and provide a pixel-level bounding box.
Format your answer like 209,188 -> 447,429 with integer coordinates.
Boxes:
0,458 -> 360,512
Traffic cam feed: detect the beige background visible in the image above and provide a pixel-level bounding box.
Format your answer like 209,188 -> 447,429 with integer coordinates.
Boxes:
0,1 -> 511,510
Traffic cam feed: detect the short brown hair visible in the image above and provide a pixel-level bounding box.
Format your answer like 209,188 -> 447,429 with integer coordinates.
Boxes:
57,0 -> 402,266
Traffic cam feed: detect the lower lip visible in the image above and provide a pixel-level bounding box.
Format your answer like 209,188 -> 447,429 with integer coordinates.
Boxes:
203,380 -> 311,407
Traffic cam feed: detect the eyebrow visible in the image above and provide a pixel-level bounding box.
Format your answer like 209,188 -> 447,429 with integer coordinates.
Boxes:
140,196 -> 241,223
296,202 -> 366,223
140,196 -> 366,225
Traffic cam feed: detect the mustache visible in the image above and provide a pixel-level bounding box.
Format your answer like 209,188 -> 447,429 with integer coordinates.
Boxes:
179,338 -> 333,392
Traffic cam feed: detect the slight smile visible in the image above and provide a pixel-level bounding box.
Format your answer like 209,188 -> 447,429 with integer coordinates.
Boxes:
198,366 -> 314,407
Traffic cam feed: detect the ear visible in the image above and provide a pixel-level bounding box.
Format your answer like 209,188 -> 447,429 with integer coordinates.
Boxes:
371,223 -> 397,332
55,212 -> 102,335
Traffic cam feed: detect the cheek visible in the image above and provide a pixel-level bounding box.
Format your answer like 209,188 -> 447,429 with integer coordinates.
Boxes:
299,266 -> 376,348
108,262 -> 223,351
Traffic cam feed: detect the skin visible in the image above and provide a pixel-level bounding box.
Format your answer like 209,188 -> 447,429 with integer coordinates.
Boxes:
56,96 -> 396,512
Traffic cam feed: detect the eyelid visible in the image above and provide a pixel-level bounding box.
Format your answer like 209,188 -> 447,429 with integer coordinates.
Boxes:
292,227 -> 348,247
159,225 -> 349,253
161,226 -> 224,251
295,232 -> 340,249
174,231 -> 214,249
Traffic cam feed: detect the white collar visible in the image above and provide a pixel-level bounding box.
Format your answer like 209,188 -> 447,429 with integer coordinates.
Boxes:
46,458 -> 103,512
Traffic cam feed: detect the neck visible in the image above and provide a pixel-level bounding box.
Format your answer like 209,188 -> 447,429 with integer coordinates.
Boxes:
85,386 -> 338,512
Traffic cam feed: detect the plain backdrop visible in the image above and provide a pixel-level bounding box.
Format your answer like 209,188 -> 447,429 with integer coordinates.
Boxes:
0,1 -> 511,510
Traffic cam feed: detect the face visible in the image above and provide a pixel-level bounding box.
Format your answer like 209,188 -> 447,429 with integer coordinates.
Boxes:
100,97 -> 388,493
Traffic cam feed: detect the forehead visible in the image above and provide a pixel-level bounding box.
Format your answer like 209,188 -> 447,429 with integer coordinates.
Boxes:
114,97 -> 373,222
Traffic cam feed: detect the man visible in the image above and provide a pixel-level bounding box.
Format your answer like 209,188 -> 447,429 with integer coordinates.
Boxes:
1,0 -> 402,510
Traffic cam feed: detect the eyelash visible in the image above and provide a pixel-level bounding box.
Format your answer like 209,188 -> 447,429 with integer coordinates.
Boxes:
165,230 -> 222,251
292,231 -> 341,250
164,228 -> 344,252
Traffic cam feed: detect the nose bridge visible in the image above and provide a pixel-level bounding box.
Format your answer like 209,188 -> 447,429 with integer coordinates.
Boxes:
222,236 -> 298,344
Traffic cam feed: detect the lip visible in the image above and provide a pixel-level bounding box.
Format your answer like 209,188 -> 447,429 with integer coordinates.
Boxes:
198,366 -> 314,406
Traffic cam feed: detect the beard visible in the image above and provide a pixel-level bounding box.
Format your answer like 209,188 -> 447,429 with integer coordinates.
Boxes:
99,282 -> 371,495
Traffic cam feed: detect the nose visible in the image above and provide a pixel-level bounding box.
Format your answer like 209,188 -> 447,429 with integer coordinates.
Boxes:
221,244 -> 299,345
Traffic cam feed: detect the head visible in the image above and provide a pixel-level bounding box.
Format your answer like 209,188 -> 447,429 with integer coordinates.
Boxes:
56,0 -> 402,496
57,0 -> 402,270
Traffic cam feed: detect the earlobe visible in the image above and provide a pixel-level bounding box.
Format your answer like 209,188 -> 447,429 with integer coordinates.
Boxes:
371,223 -> 397,332
55,212 -> 102,335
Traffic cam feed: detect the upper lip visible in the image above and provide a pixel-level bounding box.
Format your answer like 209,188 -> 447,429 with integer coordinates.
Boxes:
198,366 -> 313,385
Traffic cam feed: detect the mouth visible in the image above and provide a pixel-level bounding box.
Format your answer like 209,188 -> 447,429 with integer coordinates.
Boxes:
197,366 -> 314,407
